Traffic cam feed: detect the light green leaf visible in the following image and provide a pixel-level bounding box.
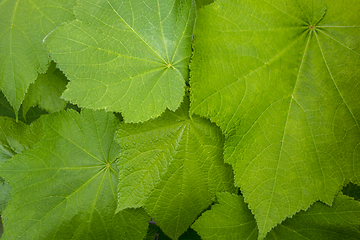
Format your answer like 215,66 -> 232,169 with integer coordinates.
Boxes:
0,109 -> 150,239
45,0 -> 196,123
190,0 -> 360,238
22,62 -> 68,115
115,97 -> 235,239
0,0 -> 76,114
193,192 -> 360,240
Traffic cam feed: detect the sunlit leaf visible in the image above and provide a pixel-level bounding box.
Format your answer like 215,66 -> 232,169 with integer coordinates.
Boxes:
190,0 -> 360,238
45,0 -> 196,123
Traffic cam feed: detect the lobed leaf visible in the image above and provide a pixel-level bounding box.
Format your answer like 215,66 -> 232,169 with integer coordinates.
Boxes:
190,0 -> 360,238
0,91 -> 48,124
192,192 -> 360,240
0,109 -> 149,239
45,0 -> 196,123
0,117 -> 44,163
0,0 -> 76,114
22,62 -> 68,115
115,97 -> 236,239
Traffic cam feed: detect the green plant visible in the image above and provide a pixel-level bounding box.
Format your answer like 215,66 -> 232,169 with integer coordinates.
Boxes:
0,0 -> 359,239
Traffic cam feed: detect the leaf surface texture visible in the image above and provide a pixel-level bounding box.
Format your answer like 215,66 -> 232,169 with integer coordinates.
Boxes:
45,0 -> 196,123
190,0 -> 360,238
0,109 -> 149,239
0,0 -> 76,113
116,98 -> 235,239
192,192 -> 360,240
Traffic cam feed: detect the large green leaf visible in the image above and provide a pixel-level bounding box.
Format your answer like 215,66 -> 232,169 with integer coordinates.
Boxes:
22,62 -> 68,115
115,97 -> 235,239
45,0 -> 196,123
190,0 -> 360,238
0,109 -> 149,239
192,192 -> 360,240
0,0 -> 76,114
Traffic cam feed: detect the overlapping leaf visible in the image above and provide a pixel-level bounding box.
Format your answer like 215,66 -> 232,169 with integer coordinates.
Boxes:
0,109 -> 149,239
190,0 -> 360,238
192,192 -> 258,240
22,62 -> 68,115
45,0 -> 196,123
0,116 -> 44,228
0,91 -> 47,124
192,192 -> 360,240
0,0 -> 76,114
0,117 -> 44,163
115,98 -> 235,239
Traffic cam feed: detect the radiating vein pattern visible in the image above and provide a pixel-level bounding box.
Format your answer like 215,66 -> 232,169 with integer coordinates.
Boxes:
0,109 -> 150,239
45,0 -> 196,123
115,98 -> 236,239
190,0 -> 360,239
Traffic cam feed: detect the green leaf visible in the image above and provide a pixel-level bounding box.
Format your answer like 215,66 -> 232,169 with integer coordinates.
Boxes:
0,178 -> 10,215
0,117 -> 44,163
342,183 -> 360,201
0,91 -> 47,124
193,192 -> 360,240
192,192 -> 258,240
0,92 -> 15,120
266,193 -> 360,240
195,0 -> 214,8
22,62 -> 68,115
45,0 -> 196,123
115,97 -> 235,239
0,116 -> 44,228
190,0 -> 360,238
146,223 -> 201,240
0,109 -> 149,239
0,0 -> 76,114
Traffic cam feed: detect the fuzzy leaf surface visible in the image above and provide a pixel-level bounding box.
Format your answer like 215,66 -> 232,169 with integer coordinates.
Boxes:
45,0 -> 196,123
0,109 -> 149,239
0,0 -> 76,113
192,192 -> 360,240
115,98 -> 235,239
190,0 -> 360,238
